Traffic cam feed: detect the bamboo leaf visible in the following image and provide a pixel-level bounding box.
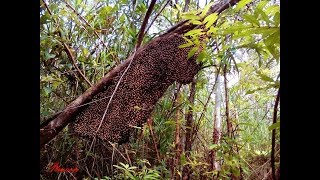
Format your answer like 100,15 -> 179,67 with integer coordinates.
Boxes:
182,13 -> 201,21
187,47 -> 198,59
243,14 -> 260,27
184,29 -> 203,36
268,122 -> 280,131
190,20 -> 203,25
201,2 -> 214,17
235,0 -> 253,12
204,13 -> 218,29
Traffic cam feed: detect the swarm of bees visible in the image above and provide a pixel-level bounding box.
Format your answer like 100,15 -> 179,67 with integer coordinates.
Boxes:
71,33 -> 201,144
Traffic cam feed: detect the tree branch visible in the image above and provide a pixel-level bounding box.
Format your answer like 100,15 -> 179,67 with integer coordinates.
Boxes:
135,0 -> 157,48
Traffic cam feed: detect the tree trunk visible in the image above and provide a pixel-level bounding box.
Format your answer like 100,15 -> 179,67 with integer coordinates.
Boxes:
182,78 -> 196,179
173,85 -> 183,179
210,72 -> 222,171
224,64 -> 232,138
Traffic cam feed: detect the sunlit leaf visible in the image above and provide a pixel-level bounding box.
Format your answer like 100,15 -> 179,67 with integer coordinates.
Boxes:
182,13 -> 201,20
184,29 -> 203,37
243,14 -> 260,27
235,0 -> 253,12
204,13 -> 218,29
187,47 -> 198,59
201,2 -> 214,17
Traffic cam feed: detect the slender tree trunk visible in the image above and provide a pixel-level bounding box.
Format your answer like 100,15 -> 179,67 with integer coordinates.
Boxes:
224,64 -> 232,138
182,78 -> 196,179
271,88 -> 280,180
210,72 -> 222,171
173,87 -> 182,179
184,0 -> 190,12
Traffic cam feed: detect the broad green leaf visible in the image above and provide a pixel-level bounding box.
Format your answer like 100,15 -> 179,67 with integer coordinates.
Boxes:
235,0 -> 253,12
201,2 -> 214,17
268,122 -> 280,131
187,47 -> 198,59
204,13 -> 218,29
243,14 -> 260,27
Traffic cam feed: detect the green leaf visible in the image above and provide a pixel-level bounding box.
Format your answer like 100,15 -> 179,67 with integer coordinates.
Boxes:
207,26 -> 218,35
245,90 -> 255,95
184,29 -> 203,37
256,0 -> 268,10
204,13 -> 218,29
119,14 -> 126,23
201,2 -> 214,17
243,14 -> 260,27
187,47 -> 198,59
179,42 -> 194,48
273,12 -> 280,26
235,0 -> 253,12
44,87 -> 52,96
268,122 -> 280,131
265,5 -> 280,16
209,144 -> 218,150
190,20 -> 202,25
182,13 -> 201,21
196,50 -> 207,63
257,72 -> 274,82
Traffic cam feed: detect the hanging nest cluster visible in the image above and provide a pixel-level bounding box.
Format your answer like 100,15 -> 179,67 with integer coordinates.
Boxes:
71,33 -> 201,144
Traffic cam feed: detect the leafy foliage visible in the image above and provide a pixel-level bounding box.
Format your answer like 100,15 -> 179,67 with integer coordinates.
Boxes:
40,0 -> 280,179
